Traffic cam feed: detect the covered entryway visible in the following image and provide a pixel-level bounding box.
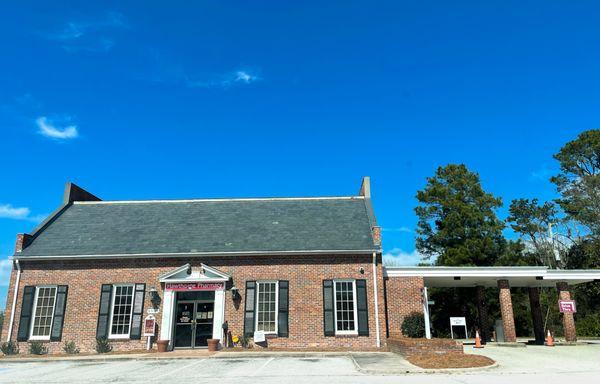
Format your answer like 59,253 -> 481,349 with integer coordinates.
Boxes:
385,266 -> 600,343
159,264 -> 230,350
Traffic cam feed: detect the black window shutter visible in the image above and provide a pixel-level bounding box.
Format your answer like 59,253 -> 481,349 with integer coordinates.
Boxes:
323,280 -> 335,336
17,286 -> 36,341
356,279 -> 369,336
130,284 -> 146,339
277,281 -> 289,337
96,284 -> 113,339
50,285 -> 68,341
243,281 -> 256,337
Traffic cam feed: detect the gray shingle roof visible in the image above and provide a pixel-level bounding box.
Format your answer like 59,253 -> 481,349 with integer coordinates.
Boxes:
18,197 -> 378,257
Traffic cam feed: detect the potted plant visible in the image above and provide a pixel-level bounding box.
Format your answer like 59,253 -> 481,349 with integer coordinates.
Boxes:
207,339 -> 219,352
157,340 -> 170,352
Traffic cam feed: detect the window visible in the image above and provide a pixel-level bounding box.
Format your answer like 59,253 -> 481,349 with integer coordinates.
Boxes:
334,280 -> 357,335
30,286 -> 57,340
255,281 -> 278,333
109,284 -> 135,338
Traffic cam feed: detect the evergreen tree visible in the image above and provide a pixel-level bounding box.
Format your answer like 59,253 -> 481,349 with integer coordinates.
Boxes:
415,164 -> 506,266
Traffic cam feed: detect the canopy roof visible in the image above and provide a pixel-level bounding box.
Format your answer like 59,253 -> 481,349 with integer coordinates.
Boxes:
384,266 -> 600,288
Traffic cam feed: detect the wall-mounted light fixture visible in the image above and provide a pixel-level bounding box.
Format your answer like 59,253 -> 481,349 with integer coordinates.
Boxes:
148,286 -> 161,308
230,286 -> 240,301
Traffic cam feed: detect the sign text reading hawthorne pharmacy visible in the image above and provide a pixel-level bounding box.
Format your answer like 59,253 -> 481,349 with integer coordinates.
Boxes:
165,282 -> 225,291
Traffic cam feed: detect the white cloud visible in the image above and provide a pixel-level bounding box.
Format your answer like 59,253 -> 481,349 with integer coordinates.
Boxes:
382,227 -> 413,233
0,204 -> 46,223
383,248 -> 426,266
0,259 -> 12,286
0,204 -> 30,220
45,11 -> 128,53
185,69 -> 261,89
235,71 -> 258,84
36,117 -> 78,140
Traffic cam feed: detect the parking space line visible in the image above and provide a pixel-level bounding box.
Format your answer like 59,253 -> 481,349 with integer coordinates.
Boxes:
251,357 -> 275,376
154,359 -> 206,379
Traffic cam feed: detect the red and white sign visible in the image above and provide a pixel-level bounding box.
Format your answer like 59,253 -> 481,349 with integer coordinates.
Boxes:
143,315 -> 156,337
165,282 -> 225,291
559,300 -> 577,313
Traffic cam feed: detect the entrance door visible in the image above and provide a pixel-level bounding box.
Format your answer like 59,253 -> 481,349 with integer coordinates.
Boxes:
174,301 -> 194,348
174,300 -> 215,348
194,302 -> 214,347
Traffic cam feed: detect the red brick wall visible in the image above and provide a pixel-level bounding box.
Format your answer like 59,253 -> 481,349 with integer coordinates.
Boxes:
1,254 -> 386,353
384,276 -> 424,338
387,337 -> 463,356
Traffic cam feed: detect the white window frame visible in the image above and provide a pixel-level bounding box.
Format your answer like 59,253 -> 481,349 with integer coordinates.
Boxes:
108,284 -> 135,339
333,279 -> 358,335
29,285 -> 58,341
255,280 -> 279,334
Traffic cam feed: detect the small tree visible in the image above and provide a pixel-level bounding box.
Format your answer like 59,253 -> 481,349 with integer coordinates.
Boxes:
95,337 -> 112,353
28,341 -> 48,355
1,341 -> 19,356
63,341 -> 80,354
401,312 -> 425,338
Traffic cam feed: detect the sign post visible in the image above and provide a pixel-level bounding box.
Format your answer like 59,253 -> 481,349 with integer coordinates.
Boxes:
449,317 -> 468,339
143,315 -> 156,350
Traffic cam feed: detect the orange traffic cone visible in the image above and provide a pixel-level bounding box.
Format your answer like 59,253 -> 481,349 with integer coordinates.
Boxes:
545,330 -> 555,347
474,330 -> 484,348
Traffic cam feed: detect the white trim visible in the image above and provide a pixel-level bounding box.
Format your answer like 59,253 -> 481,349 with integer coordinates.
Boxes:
333,279 -> 358,336
255,281 -> 279,335
372,253 -> 381,348
15,249 -> 379,261
384,266 -> 600,282
7,260 -> 21,341
108,284 -> 135,339
29,285 -> 58,341
384,266 -> 549,278
73,196 -> 364,205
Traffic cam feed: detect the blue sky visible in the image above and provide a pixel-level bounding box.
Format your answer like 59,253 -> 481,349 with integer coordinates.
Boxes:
0,1 -> 598,308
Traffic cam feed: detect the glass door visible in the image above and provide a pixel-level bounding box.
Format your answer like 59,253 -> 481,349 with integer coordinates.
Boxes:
194,302 -> 214,347
174,301 -> 194,348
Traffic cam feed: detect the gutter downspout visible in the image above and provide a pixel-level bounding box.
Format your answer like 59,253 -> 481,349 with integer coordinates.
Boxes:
7,259 -> 21,342
372,252 -> 381,348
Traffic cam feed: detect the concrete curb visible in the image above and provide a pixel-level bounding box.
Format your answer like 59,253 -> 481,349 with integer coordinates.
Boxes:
349,354 -> 499,375
0,351 -> 378,364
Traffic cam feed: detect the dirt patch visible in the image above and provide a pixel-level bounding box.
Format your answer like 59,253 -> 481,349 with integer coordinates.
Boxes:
406,353 -> 495,369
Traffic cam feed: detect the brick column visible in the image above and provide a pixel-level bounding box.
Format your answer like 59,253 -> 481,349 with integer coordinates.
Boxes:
528,287 -> 545,345
497,279 -> 516,342
556,282 -> 577,342
475,286 -> 489,344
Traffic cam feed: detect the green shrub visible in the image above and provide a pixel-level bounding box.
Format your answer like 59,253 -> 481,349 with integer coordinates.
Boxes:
28,341 -> 48,355
95,337 -> 112,353
577,313 -> 600,337
1,341 -> 19,355
401,312 -> 426,338
63,341 -> 80,354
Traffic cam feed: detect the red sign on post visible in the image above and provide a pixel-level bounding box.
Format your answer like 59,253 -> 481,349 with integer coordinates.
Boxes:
559,300 -> 577,313
143,315 -> 156,337
165,282 -> 225,291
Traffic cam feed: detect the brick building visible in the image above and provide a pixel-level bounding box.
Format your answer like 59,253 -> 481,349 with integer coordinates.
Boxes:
2,178 -> 391,353
3,178 -> 598,354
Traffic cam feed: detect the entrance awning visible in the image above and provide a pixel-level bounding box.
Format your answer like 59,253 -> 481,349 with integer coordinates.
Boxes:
384,266 -> 600,287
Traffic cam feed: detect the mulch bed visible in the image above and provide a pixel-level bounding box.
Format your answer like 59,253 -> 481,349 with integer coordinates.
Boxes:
406,353 -> 495,369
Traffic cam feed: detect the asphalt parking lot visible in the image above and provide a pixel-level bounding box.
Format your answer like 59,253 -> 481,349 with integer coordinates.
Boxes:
1,345 -> 599,384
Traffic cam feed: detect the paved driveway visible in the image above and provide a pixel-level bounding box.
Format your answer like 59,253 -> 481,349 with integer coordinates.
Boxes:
1,345 -> 599,384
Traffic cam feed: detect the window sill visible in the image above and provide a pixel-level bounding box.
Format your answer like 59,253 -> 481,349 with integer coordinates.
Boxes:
334,333 -> 359,338
28,338 -> 51,342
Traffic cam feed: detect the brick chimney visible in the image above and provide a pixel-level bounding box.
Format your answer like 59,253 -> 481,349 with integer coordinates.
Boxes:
15,233 -> 32,253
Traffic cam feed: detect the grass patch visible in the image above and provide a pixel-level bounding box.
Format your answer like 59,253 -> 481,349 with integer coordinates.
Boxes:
407,353 -> 495,369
